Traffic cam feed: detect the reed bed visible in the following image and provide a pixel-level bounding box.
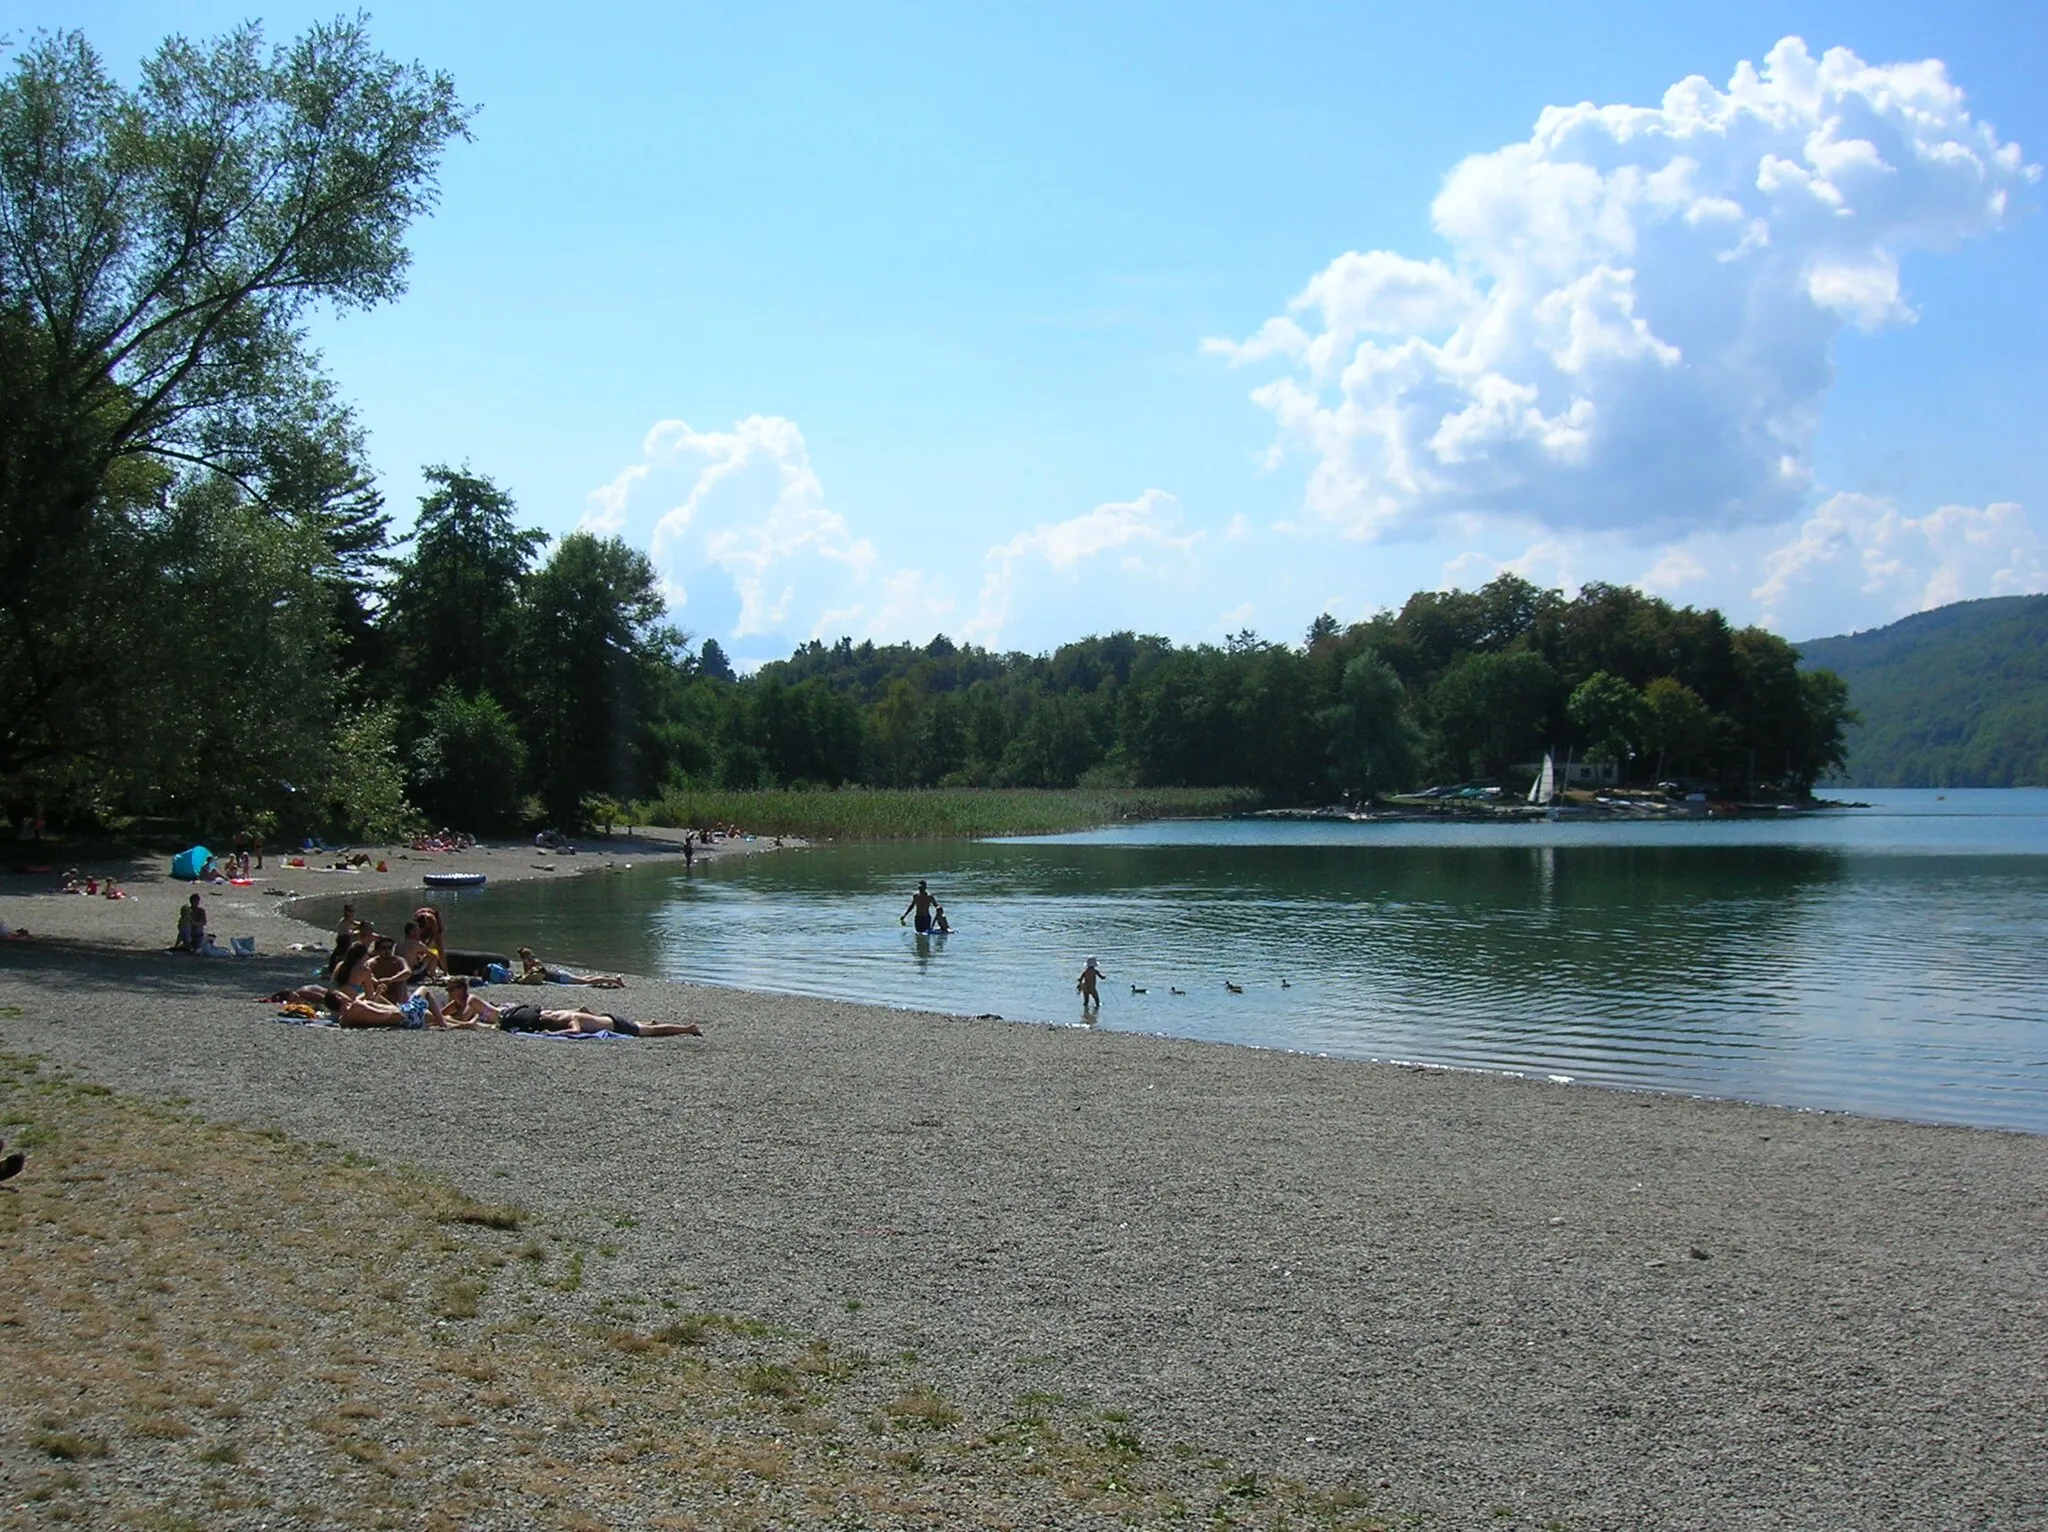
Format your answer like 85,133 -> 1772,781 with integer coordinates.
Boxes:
632,786 -> 1259,840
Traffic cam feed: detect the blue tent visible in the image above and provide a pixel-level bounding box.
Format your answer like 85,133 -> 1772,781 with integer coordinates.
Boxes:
171,845 -> 211,881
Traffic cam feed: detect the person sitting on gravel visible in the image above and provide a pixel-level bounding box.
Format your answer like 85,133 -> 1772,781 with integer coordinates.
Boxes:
514,948 -> 626,988
397,921 -> 435,980
435,976 -> 497,1029
174,893 -> 207,952
326,940 -> 375,995
493,1001 -> 700,1038
365,935 -> 413,996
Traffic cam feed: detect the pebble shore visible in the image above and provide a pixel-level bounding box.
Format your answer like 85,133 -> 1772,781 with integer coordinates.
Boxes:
1,841 -> 2043,1529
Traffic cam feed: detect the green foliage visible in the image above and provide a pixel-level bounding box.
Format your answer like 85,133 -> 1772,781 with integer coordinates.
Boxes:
1793,597 -> 2048,786
1321,651 -> 1422,800
0,16 -> 468,822
1641,677 -> 1717,779
519,531 -> 677,823
313,703 -> 414,842
1567,671 -> 1646,766
635,786 -> 1258,840
411,685 -> 526,832
381,466 -> 546,720
1433,650 -> 1559,779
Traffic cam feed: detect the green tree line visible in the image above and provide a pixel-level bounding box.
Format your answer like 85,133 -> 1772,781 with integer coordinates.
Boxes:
0,20 -> 1854,842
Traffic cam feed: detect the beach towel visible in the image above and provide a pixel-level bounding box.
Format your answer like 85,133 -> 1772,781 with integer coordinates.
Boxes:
525,1029 -> 627,1041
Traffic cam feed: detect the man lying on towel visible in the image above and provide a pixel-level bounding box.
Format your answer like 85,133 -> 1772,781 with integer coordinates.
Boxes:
493,1001 -> 700,1037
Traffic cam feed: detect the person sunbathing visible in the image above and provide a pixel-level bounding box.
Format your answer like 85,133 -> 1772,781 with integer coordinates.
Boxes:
319,985 -> 442,1029
434,976 -> 496,1029
262,983 -> 337,1008
493,1001 -> 699,1037
515,948 -> 625,988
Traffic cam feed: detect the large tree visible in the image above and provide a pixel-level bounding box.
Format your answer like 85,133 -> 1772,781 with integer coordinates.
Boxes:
519,531 -> 679,823
0,19 -> 470,812
381,466 -> 545,718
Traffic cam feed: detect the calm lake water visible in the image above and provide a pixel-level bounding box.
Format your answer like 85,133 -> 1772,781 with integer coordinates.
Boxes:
351,789 -> 2048,1134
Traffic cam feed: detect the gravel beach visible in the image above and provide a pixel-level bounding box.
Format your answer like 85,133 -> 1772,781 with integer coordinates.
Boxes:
1,844 -> 2043,1529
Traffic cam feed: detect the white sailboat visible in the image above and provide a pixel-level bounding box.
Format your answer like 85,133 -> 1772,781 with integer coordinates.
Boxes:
1528,751 -> 1557,813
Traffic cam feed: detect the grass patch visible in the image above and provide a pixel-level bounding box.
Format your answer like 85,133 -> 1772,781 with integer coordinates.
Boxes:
886,1383 -> 961,1429
433,1194 -> 525,1232
0,1049 -> 1421,1530
432,1278 -> 487,1320
33,1430 -> 110,1461
739,1362 -> 806,1401
634,785 -> 1259,841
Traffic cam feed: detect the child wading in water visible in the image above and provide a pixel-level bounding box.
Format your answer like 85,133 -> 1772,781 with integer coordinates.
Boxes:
1075,955 -> 1107,1011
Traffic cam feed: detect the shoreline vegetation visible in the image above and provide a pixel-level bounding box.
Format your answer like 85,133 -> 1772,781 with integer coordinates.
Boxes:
632,785 -> 1260,841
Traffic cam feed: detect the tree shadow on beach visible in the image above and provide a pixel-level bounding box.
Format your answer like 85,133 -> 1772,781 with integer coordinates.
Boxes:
0,940 -> 314,1003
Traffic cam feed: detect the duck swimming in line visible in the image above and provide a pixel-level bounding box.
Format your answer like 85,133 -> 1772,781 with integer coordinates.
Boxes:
1130,984 -> 1147,994
1169,986 -> 1186,995
1224,981 -> 1244,994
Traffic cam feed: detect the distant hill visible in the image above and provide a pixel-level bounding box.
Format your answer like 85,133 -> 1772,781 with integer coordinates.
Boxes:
1797,595 -> 2048,787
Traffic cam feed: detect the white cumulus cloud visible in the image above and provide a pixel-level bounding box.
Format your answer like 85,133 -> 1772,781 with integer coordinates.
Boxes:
967,489 -> 1202,643
1211,37 -> 2036,541
1754,493 -> 2047,636
582,415 -> 949,657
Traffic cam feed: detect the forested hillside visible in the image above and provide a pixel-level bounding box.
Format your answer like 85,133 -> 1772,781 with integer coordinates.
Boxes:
1798,596 -> 2048,787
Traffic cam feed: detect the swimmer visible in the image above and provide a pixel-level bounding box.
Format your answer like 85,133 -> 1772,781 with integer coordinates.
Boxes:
899,879 -> 938,934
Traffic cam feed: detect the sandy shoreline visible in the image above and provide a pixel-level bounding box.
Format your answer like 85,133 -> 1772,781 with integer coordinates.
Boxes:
1,843 -> 2044,1528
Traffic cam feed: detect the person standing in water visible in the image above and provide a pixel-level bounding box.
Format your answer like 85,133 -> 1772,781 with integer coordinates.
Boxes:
899,879 -> 938,934
1076,955 -> 1106,1010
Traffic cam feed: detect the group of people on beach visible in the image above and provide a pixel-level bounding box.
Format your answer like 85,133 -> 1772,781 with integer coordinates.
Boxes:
264,902 -> 700,1039
60,869 -> 127,899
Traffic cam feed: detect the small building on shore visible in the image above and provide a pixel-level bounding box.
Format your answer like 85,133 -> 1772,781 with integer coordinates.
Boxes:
1515,756 -> 1619,790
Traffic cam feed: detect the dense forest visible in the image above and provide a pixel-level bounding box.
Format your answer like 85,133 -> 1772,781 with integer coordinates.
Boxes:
1798,596 -> 2048,787
0,22 -> 1855,843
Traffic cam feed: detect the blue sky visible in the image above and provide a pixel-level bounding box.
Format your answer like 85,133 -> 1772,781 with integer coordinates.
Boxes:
23,2 -> 2048,661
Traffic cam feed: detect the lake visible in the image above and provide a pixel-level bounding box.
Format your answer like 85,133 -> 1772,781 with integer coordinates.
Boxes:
351,789 -> 2048,1135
